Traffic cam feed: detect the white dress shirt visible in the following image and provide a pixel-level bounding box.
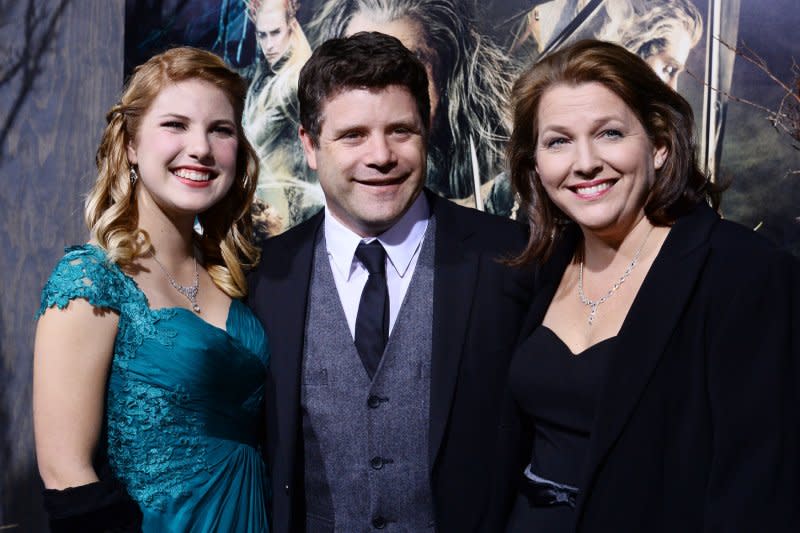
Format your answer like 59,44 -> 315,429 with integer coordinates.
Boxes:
324,193 -> 430,339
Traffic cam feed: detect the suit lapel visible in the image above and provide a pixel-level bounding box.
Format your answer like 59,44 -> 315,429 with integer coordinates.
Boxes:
574,206 -> 719,525
268,212 -> 324,475
427,195 -> 480,471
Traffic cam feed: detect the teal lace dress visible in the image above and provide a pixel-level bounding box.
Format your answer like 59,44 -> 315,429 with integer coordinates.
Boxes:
38,245 -> 270,532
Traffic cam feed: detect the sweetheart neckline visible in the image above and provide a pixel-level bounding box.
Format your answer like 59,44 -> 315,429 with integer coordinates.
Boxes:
539,325 -> 617,357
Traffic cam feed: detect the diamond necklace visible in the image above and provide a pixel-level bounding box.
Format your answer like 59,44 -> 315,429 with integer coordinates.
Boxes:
578,226 -> 653,326
151,250 -> 201,313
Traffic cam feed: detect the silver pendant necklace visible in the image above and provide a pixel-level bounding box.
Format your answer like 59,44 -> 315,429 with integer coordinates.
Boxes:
578,226 -> 653,326
151,250 -> 201,313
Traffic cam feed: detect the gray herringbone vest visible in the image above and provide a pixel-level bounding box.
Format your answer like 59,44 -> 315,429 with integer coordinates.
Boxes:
301,217 -> 436,533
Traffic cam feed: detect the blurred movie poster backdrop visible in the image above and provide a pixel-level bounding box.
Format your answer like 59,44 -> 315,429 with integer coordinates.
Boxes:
126,0 -> 800,254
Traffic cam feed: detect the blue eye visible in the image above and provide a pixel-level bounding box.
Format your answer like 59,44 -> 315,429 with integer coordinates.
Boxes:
602,129 -> 623,139
162,121 -> 185,130
545,137 -> 567,148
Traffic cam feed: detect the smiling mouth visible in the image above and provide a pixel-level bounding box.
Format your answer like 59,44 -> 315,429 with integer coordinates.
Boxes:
173,168 -> 214,183
570,180 -> 616,198
354,175 -> 407,187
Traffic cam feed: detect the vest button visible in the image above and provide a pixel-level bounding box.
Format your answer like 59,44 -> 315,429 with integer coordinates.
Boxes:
370,456 -> 384,470
372,516 -> 387,529
367,395 -> 381,408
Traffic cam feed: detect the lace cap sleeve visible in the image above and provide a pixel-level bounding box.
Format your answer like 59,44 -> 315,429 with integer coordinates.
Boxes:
38,245 -> 128,317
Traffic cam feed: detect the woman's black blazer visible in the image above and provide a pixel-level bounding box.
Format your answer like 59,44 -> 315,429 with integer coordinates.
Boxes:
496,204 -> 800,532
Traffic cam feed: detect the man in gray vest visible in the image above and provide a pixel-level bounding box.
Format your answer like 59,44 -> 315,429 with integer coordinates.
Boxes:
248,31 -> 534,532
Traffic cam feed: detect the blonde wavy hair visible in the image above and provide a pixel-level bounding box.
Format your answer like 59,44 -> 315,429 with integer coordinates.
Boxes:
86,46 -> 260,298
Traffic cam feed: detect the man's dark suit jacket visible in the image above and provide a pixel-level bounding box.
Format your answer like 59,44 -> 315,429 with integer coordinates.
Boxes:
248,190 -> 535,532
494,204 -> 800,532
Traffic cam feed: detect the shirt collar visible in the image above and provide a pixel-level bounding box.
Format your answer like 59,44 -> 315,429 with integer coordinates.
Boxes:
324,193 -> 430,280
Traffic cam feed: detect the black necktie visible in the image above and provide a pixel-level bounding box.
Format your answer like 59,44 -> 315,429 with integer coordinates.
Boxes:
354,241 -> 389,379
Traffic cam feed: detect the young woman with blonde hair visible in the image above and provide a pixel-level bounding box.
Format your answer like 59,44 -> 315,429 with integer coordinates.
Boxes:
34,46 -> 270,531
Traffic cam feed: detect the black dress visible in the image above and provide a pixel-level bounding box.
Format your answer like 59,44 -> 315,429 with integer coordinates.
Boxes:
505,326 -> 615,533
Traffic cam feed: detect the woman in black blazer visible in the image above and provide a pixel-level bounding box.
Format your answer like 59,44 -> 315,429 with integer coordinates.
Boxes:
497,39 -> 799,532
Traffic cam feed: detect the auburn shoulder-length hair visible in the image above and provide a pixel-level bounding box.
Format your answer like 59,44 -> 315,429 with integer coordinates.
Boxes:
508,39 -> 718,265
86,46 -> 260,298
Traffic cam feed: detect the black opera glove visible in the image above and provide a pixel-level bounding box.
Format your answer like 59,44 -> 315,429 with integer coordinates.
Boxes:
43,479 -> 142,533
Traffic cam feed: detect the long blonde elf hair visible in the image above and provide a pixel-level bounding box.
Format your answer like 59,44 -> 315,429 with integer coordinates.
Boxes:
245,0 -> 311,75
243,0 -> 311,153
86,46 -> 260,298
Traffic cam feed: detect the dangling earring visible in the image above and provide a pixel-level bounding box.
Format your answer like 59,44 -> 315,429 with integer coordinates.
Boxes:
130,167 -> 138,185
193,215 -> 204,237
